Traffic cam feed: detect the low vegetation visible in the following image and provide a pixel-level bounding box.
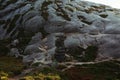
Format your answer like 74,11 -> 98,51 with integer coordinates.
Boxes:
0,71 -> 8,80
20,73 -> 61,80
64,60 -> 120,80
0,56 -> 24,76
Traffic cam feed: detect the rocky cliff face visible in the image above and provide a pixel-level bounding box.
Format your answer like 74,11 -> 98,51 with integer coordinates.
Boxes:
0,0 -> 120,64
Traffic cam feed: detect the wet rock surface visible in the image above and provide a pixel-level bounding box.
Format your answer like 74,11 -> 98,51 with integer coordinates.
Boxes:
0,0 -> 120,64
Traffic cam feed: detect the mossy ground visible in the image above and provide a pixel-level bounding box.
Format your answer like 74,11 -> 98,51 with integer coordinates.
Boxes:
64,60 -> 120,80
0,56 -> 24,77
21,66 -> 68,80
23,60 -> 120,80
20,73 -> 61,80
0,56 -> 120,80
0,71 -> 9,80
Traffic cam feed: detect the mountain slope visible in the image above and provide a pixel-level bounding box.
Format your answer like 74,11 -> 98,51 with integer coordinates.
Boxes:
0,0 -> 120,63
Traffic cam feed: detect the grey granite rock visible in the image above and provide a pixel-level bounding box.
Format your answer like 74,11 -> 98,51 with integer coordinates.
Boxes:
1,0 -> 120,64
